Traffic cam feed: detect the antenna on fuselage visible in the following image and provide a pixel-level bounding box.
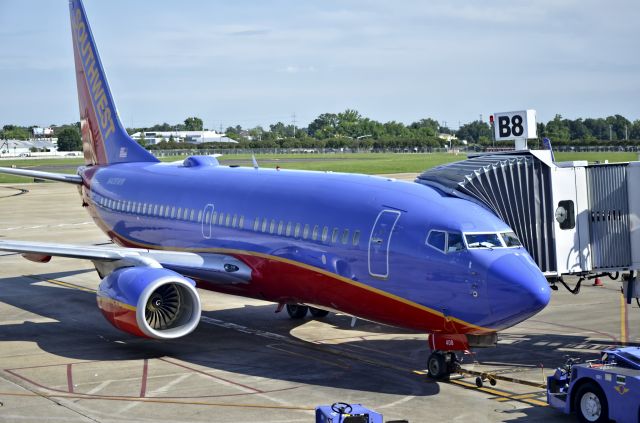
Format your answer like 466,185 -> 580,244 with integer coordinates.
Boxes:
252,154 -> 259,170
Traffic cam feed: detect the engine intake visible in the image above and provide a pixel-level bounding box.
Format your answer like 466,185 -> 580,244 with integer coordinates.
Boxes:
97,267 -> 201,339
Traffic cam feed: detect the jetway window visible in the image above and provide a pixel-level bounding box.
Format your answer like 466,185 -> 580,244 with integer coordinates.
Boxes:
465,233 -> 502,249
427,230 -> 446,252
501,231 -> 522,247
447,232 -> 465,252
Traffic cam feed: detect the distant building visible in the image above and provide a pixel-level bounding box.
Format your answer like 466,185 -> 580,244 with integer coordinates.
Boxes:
130,130 -> 237,145
32,127 -> 55,137
0,139 -> 58,157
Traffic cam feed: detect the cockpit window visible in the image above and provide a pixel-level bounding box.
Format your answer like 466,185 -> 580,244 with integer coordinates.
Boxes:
465,233 -> 502,249
426,230 -> 446,252
427,230 -> 466,253
501,231 -> 522,247
447,232 -> 465,252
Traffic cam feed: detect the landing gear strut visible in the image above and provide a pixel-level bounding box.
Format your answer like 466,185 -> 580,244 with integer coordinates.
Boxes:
427,351 -> 459,380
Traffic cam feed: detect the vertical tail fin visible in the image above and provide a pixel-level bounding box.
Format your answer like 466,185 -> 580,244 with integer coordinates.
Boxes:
69,0 -> 158,165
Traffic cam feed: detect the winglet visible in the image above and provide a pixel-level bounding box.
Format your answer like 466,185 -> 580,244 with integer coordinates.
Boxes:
69,0 -> 158,166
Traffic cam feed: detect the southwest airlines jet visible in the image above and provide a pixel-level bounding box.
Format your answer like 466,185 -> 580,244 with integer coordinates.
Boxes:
0,0 -> 550,380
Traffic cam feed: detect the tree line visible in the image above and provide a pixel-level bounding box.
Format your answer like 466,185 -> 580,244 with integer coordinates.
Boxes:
2,112 -> 640,152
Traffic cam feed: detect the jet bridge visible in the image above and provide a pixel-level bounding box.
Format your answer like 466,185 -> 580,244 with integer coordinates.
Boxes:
416,150 -> 640,281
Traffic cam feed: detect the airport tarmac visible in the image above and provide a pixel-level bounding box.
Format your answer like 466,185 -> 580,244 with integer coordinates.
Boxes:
0,183 -> 637,422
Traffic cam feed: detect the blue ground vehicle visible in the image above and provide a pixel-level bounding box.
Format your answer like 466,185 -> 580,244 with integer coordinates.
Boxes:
547,347 -> 640,422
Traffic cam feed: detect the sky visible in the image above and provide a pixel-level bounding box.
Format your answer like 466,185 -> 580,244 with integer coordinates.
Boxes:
0,0 -> 638,130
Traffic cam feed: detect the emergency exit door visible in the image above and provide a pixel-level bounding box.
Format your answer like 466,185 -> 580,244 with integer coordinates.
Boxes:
368,210 -> 401,278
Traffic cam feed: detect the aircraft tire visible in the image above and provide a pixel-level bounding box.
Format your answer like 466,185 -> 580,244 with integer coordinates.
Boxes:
286,304 -> 308,319
427,352 -> 450,380
309,307 -> 329,318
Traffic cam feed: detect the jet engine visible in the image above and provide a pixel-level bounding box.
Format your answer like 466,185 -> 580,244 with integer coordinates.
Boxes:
96,267 -> 201,339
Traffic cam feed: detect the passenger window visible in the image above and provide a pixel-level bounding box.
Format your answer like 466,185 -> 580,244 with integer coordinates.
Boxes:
232,214 -> 237,228
177,207 -> 182,219
278,221 -> 284,235
286,222 -> 292,236
171,206 -> 176,218
341,229 -> 349,244
253,218 -> 260,231
225,214 -> 231,227
261,218 -> 268,233
126,202 -> 131,212
268,219 -> 275,234
353,230 -> 360,246
143,204 -> 148,214
321,226 -> 328,242
197,210 -> 203,222
190,210 -> 195,221
165,206 -> 171,218
159,205 -> 164,216
184,209 -> 189,220
427,230 -> 446,252
294,223 -> 301,238
303,224 -> 310,239
447,232 -> 465,252
205,211 -> 210,224
332,228 -> 339,243
218,213 -> 224,226
312,225 -> 319,240
239,215 -> 245,228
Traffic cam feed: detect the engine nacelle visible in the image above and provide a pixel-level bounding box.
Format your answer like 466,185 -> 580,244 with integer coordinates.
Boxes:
97,267 -> 201,339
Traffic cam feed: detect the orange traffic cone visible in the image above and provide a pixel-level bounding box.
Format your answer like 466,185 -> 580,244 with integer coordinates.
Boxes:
593,277 -> 603,286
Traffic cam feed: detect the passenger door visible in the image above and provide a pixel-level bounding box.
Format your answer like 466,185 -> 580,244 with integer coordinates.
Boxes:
368,210 -> 401,278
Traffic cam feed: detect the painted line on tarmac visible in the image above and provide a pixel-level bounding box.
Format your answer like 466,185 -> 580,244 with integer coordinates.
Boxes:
0,391 -> 315,411
621,292 -> 629,345
449,379 -> 547,407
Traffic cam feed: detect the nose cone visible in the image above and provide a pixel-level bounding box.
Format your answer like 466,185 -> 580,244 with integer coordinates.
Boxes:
486,253 -> 551,329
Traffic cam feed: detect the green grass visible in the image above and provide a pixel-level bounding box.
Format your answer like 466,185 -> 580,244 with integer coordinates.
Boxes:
1,151 -> 638,184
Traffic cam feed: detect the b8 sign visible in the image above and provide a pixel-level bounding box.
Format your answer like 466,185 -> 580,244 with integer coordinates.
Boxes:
492,110 -> 537,141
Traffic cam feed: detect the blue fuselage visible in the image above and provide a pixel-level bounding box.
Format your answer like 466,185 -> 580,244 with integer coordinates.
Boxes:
79,159 -> 550,334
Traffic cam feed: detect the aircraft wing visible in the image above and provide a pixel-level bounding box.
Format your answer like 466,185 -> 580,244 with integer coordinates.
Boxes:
0,240 -> 252,284
0,167 -> 83,184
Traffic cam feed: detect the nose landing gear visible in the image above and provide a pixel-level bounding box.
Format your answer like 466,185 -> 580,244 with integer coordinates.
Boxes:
427,351 -> 460,380
426,333 -> 470,380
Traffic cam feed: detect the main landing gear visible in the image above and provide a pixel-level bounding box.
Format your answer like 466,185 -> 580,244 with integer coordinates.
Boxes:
283,304 -> 330,319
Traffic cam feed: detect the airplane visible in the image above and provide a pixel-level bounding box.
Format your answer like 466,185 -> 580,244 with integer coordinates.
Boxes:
0,0 -> 550,380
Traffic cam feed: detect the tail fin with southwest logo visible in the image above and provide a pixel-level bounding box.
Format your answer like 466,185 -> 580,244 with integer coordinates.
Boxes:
69,0 -> 158,165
